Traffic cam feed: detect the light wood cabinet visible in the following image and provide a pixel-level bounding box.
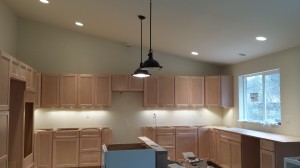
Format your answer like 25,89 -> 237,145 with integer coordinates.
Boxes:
198,127 -> 209,160
78,74 -> 95,108
142,127 -> 156,141
205,75 -> 233,107
10,56 -> 26,82
34,130 -> 53,168
208,129 -> 217,163
143,76 -> 159,107
60,74 -> 78,108
128,76 -> 143,91
175,76 -> 189,106
260,139 -> 275,168
159,76 -> 174,107
41,74 -> 60,108
101,127 -> 112,145
0,111 -> 9,168
0,51 -> 11,111
156,127 -> 176,160
189,76 -> 205,106
219,131 -> 241,168
175,127 -> 198,162
35,73 -> 41,108
25,66 -> 37,92
111,75 -> 128,91
95,75 -> 111,107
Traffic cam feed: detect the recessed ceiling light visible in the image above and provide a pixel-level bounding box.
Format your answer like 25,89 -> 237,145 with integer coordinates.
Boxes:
75,22 -> 84,27
256,36 -> 267,41
40,0 -> 49,4
238,53 -> 247,57
191,51 -> 199,56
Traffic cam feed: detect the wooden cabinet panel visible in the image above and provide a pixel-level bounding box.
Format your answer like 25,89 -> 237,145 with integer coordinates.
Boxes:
219,131 -> 241,168
53,138 -> 79,167
260,149 -> 275,168
0,52 -> 10,111
10,56 -> 19,79
35,73 -> 41,108
41,75 -> 60,108
189,76 -> 204,106
128,76 -> 143,91
260,139 -> 275,152
19,61 -> 27,81
175,127 -> 197,162
101,127 -> 112,145
78,74 -> 95,108
80,138 -> 101,152
198,127 -> 209,160
143,76 -> 159,107
205,76 -> 221,106
34,130 -> 53,168
111,75 -> 128,91
25,66 -> 33,91
159,76 -> 174,107
231,141 -> 241,168
60,74 -> 78,108
142,127 -> 156,141
221,75 -> 233,107
219,138 -> 231,168
175,76 -> 189,106
95,75 -> 111,107
0,111 -> 9,168
79,151 -> 101,167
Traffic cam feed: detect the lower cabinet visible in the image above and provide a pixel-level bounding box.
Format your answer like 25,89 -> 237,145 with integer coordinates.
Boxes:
34,130 -> 53,168
53,138 -> 79,167
175,127 -> 198,162
260,139 -> 275,168
0,112 -> 9,168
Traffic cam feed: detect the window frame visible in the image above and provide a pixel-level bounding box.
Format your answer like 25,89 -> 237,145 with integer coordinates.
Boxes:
239,69 -> 281,125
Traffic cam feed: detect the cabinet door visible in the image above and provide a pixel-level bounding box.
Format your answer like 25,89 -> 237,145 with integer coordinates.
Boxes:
159,76 -> 174,107
80,138 -> 101,152
95,75 -> 111,107
79,151 -> 101,167
53,138 -> 79,167
111,75 -> 128,91
0,112 -> 9,168
142,127 -> 156,141
128,76 -> 143,91
260,149 -> 275,168
205,76 -> 221,106
175,132 -> 198,162
26,66 -> 33,91
189,76 -> 204,106
198,127 -> 209,160
35,73 -> 41,108
143,76 -> 159,107
231,141 -> 241,168
34,130 -> 52,168
10,56 -> 19,79
19,61 -> 27,81
219,138 -> 231,168
41,75 -> 60,108
101,128 -> 112,145
221,75 -> 233,107
175,76 -> 189,106
209,129 -> 217,162
0,52 -> 10,111
78,74 -> 95,108
60,74 -> 78,108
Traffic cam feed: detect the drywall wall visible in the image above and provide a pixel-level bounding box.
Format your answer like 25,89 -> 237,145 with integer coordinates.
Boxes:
222,46 -> 300,137
35,92 -> 223,143
0,0 -> 18,55
17,19 -> 221,76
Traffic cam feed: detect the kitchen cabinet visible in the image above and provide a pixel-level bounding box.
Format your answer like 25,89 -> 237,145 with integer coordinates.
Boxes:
208,128 -> 220,164
25,65 -> 37,92
142,127 -> 156,141
101,127 -> 112,145
95,75 -> 111,107
197,127 -> 209,160
175,127 -> 198,162
189,76 -> 204,106
0,51 -> 10,111
219,131 -> 241,168
78,74 -> 95,108
35,73 -> 41,108
10,56 -> 27,82
143,76 -> 159,107
128,76 -> 143,91
53,129 -> 80,167
175,76 -> 189,106
158,76 -> 175,107
60,74 -> 78,108
0,111 -> 9,168
79,128 -> 102,167
205,75 -> 233,107
34,130 -> 53,168
155,127 -> 176,160
111,75 -> 128,91
260,139 -> 275,168
41,74 -> 60,108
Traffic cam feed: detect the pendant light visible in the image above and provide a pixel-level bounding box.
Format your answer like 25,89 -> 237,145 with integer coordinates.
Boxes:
141,0 -> 162,71
132,15 -> 151,78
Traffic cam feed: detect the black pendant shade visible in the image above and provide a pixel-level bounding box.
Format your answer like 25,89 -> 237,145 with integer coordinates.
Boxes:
140,0 -> 162,71
132,15 -> 151,78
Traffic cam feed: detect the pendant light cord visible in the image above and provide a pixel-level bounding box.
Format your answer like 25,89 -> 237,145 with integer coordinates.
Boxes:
140,16 -> 143,66
150,0 -> 152,52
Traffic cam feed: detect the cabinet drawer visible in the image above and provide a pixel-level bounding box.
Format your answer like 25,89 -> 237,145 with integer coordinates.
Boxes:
53,130 -> 79,138
175,127 -> 197,134
260,139 -> 275,152
80,128 -> 101,138
156,135 -> 175,147
79,151 -> 101,167
80,138 -> 101,152
219,131 -> 241,143
156,127 -> 175,135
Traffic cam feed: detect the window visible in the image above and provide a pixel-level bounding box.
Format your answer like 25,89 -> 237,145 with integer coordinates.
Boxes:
239,69 -> 281,125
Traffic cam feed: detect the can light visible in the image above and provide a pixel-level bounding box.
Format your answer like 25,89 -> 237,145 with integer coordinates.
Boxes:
256,36 -> 267,41
40,0 -> 49,4
191,51 -> 199,56
75,22 -> 84,27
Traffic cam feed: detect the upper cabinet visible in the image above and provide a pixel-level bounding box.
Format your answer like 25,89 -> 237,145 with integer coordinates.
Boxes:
78,74 -> 95,108
95,75 -> 111,108
111,75 -> 143,92
175,76 -> 189,107
158,76 -> 175,107
144,76 -> 159,107
25,65 -> 38,92
10,56 -> 26,81
60,74 -> 78,108
0,51 -> 11,111
35,73 -> 41,108
41,74 -> 60,108
205,75 -> 233,107
189,76 -> 205,107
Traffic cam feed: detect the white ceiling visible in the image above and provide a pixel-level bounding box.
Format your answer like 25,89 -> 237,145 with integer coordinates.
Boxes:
4,0 -> 300,65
